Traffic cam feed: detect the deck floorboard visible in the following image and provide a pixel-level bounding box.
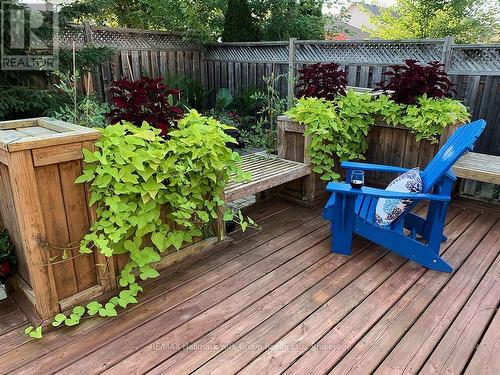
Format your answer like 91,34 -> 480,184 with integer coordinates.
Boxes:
0,197 -> 499,375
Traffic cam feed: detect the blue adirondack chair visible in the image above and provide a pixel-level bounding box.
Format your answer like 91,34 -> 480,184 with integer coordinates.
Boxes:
323,120 -> 486,272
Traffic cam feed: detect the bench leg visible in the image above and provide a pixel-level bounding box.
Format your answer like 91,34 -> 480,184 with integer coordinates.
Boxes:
302,173 -> 316,202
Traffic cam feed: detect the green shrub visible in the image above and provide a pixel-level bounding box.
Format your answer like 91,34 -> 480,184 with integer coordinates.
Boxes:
222,0 -> 259,42
287,90 -> 470,181
0,86 -> 69,121
51,70 -> 109,128
401,95 -> 470,142
371,94 -> 470,142
286,91 -> 373,180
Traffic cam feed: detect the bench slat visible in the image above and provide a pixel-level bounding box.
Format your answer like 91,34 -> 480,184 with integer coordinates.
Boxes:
224,152 -> 311,202
453,152 -> 500,185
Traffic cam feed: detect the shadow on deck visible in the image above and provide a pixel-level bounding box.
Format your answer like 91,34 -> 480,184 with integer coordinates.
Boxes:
0,196 -> 499,374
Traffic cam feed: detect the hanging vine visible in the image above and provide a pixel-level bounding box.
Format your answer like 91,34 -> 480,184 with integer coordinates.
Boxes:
25,110 -> 255,337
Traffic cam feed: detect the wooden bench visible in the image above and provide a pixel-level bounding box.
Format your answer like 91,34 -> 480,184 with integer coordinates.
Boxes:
453,152 -> 500,184
217,151 -> 312,240
224,151 -> 311,202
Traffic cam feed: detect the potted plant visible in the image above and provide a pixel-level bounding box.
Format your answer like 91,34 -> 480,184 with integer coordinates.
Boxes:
365,59 -> 470,184
0,229 -> 15,301
281,60 -> 470,186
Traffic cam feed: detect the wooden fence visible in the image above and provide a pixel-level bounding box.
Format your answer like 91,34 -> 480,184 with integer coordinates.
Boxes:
58,25 -> 500,202
201,39 -> 500,202
58,24 -> 203,101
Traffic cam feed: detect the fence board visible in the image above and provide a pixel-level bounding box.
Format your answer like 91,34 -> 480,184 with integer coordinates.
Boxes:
159,51 -> 167,76
208,60 -> 215,103
120,51 -> 130,79
249,63 -> 257,88
150,51 -> 159,77
193,51 -> 201,81
168,51 -> 176,76
214,61 -> 221,94
235,63 -> 242,93
228,62 -> 235,95
347,65 -> 357,86
141,51 -> 150,76
359,66 -> 370,87
176,52 -> 185,77
221,61 -> 228,89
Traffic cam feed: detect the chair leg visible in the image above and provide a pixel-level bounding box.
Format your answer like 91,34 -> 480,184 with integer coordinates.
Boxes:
331,193 -> 356,255
425,202 -> 448,254
355,218 -> 453,272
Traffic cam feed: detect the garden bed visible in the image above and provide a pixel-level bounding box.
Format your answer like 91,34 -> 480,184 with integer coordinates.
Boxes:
364,118 -> 459,186
277,115 -> 459,188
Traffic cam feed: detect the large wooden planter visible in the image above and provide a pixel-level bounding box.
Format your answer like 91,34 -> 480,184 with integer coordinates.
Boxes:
277,116 -> 326,201
0,118 -> 107,319
0,118 -> 220,320
364,118 -> 459,186
277,116 -> 459,192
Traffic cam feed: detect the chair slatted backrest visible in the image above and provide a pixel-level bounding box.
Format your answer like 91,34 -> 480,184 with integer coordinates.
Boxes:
389,120 -> 486,229
355,120 -> 486,226
420,120 -> 486,193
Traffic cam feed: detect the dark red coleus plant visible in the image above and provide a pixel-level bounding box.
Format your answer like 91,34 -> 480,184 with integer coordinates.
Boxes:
108,76 -> 184,136
375,59 -> 455,105
295,62 -> 347,100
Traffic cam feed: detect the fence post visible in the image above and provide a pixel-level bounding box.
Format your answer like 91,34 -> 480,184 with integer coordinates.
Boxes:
82,22 -> 104,101
440,36 -> 454,72
83,21 -> 92,43
287,38 -> 297,109
200,45 -> 207,109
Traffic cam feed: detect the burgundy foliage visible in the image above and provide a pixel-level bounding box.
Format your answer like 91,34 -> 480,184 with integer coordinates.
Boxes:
108,76 -> 184,135
295,62 -> 347,100
375,59 -> 455,105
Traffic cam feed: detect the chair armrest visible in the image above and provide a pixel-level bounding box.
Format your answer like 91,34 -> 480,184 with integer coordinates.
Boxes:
326,182 -> 451,202
341,161 -> 409,174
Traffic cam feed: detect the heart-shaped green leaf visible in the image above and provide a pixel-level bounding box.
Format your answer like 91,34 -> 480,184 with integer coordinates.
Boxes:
52,313 -> 67,327
72,306 -> 85,317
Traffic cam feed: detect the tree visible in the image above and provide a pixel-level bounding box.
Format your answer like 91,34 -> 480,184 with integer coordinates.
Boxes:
251,0 -> 328,41
222,0 -> 259,41
60,0 -> 227,42
368,0 -> 500,43
61,0 -> 336,42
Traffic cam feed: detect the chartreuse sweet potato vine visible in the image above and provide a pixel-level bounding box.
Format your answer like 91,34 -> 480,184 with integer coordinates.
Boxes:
286,91 -> 374,181
25,110 -> 254,338
286,90 -> 470,181
370,94 -> 470,143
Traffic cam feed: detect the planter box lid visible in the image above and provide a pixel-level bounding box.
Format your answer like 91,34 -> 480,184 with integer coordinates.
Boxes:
0,117 -> 101,152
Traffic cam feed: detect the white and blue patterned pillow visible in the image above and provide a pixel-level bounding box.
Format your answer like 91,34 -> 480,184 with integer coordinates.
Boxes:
375,168 -> 422,226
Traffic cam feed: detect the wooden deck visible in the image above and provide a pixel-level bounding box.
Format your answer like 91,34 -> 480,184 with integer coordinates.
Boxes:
0,197 -> 499,375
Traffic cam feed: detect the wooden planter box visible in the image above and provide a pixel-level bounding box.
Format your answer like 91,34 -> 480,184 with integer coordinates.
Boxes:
0,118 -> 220,320
277,116 -> 327,201
364,119 -> 459,186
0,118 -> 106,319
277,116 -> 459,192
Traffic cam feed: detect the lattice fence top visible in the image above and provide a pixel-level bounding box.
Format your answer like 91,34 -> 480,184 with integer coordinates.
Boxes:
204,39 -> 500,74
57,25 -> 200,50
204,40 -> 446,65
449,45 -> 500,74
294,40 -> 445,65
58,27 -> 86,47
52,25 -> 500,74
204,43 -> 289,63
